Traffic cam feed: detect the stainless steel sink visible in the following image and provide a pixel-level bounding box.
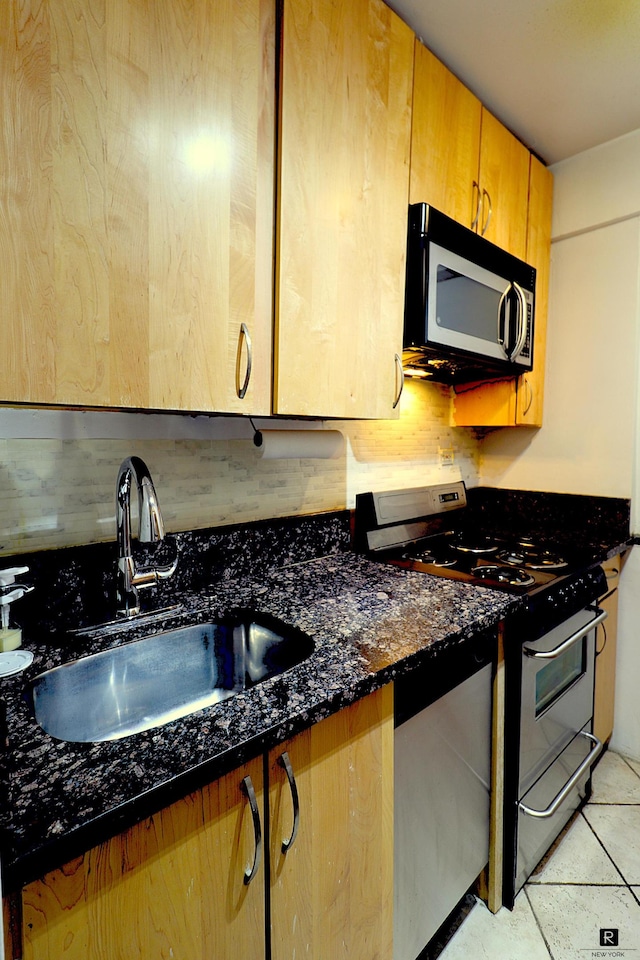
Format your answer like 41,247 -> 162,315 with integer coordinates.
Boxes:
28,614 -> 314,743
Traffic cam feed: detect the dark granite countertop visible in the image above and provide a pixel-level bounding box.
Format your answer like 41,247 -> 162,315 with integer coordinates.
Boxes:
0,551 -> 517,891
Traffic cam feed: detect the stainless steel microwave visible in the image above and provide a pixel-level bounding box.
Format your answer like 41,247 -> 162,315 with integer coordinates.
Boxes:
403,203 -> 536,384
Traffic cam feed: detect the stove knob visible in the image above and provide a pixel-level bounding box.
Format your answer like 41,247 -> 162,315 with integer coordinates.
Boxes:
545,591 -> 560,611
552,587 -> 567,609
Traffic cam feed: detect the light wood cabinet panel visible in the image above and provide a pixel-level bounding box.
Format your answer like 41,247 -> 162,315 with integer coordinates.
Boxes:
410,39 -> 548,429
275,0 -> 413,419
594,556 -> 623,745
269,685 -> 394,960
452,157 -> 552,428
409,41 -> 529,260
477,110 -> 531,260
0,0 -> 274,414
21,757 -> 265,960
409,42 -> 482,224
517,157 -> 553,426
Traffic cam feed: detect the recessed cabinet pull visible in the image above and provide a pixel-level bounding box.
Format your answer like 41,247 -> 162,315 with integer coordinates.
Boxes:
471,180 -> 482,230
277,751 -> 300,854
481,188 -> 492,235
241,774 -> 262,884
393,353 -> 404,409
236,323 -> 253,400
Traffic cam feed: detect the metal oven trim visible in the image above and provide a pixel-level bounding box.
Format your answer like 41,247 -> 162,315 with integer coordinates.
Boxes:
518,608 -> 602,797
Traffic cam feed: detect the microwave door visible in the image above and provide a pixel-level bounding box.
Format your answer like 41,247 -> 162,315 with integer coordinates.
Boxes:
427,243 -> 510,363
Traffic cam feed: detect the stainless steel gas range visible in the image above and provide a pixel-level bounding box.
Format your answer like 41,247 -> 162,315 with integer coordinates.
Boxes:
355,481 -> 608,947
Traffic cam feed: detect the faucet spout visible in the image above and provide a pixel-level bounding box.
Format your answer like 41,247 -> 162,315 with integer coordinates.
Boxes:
116,457 -> 177,618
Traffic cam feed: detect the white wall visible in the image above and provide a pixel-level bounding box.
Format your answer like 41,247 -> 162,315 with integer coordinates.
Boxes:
480,218 -> 640,495
479,131 -> 640,497
481,128 -> 640,759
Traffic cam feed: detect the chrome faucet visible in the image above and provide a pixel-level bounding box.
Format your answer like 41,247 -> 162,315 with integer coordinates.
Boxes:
116,456 -> 177,618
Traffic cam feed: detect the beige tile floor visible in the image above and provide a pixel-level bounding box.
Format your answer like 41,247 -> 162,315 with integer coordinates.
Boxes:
438,749 -> 640,959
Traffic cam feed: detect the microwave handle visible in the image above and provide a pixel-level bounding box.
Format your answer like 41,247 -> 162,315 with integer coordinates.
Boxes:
497,286 -> 510,359
511,282 -> 529,360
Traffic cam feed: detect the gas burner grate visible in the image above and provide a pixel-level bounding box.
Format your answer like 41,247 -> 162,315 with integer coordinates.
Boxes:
497,546 -> 569,571
471,564 -> 536,588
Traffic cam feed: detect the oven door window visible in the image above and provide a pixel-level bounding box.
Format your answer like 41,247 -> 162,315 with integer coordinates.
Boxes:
535,637 -> 586,717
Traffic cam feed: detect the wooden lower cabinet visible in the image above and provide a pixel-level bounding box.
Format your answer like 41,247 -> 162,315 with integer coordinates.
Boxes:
21,756 -> 265,960
269,684 -> 394,960
13,686 -> 393,960
593,556 -> 624,745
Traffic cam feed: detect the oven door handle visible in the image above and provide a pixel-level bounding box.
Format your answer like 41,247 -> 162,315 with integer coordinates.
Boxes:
522,608 -> 607,660
518,731 -> 603,819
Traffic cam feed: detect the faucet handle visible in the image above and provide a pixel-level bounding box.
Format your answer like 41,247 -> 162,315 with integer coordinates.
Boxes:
154,558 -> 178,581
130,556 -> 178,591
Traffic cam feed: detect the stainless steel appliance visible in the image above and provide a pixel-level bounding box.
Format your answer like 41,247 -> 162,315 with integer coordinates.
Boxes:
355,481 -> 608,947
394,633 -> 493,960
403,204 -> 536,383
512,607 -> 605,896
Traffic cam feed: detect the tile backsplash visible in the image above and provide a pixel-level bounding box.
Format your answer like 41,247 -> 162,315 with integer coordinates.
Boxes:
0,381 -> 480,555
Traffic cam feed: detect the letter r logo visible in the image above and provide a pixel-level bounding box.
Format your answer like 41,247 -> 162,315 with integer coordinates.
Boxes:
600,928 -> 619,946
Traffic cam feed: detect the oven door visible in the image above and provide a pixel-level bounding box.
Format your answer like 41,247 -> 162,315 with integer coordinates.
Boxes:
519,606 -> 606,796
515,722 -> 602,893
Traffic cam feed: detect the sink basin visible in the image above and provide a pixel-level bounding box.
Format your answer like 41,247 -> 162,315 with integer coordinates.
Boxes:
28,613 -> 314,743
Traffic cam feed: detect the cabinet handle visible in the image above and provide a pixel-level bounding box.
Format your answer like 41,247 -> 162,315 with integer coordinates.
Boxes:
518,732 -> 603,819
241,774 -> 262,884
236,323 -> 253,400
522,377 -> 533,416
393,353 -> 404,409
471,180 -> 482,230
595,620 -> 608,657
497,286 -> 509,358
277,751 -> 300,854
510,282 -> 528,360
481,188 -> 492,235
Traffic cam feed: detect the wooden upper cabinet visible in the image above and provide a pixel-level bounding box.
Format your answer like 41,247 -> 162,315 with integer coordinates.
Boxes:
478,109 -> 531,260
452,156 -> 553,427
518,156 -> 553,426
409,41 -> 482,224
0,0 -> 274,414
275,0 -> 414,419
410,42 -> 530,260
410,42 -> 551,429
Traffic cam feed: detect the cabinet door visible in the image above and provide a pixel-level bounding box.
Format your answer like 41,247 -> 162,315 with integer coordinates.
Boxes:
451,157 -> 552,428
21,758 -> 265,960
275,0 -> 413,418
0,0 -> 274,414
517,157 -> 553,426
594,556 -> 622,745
477,109 -> 531,260
269,686 -> 394,960
409,41 -> 482,226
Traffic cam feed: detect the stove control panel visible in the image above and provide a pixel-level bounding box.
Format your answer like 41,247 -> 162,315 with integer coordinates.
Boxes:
368,481 -> 467,527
